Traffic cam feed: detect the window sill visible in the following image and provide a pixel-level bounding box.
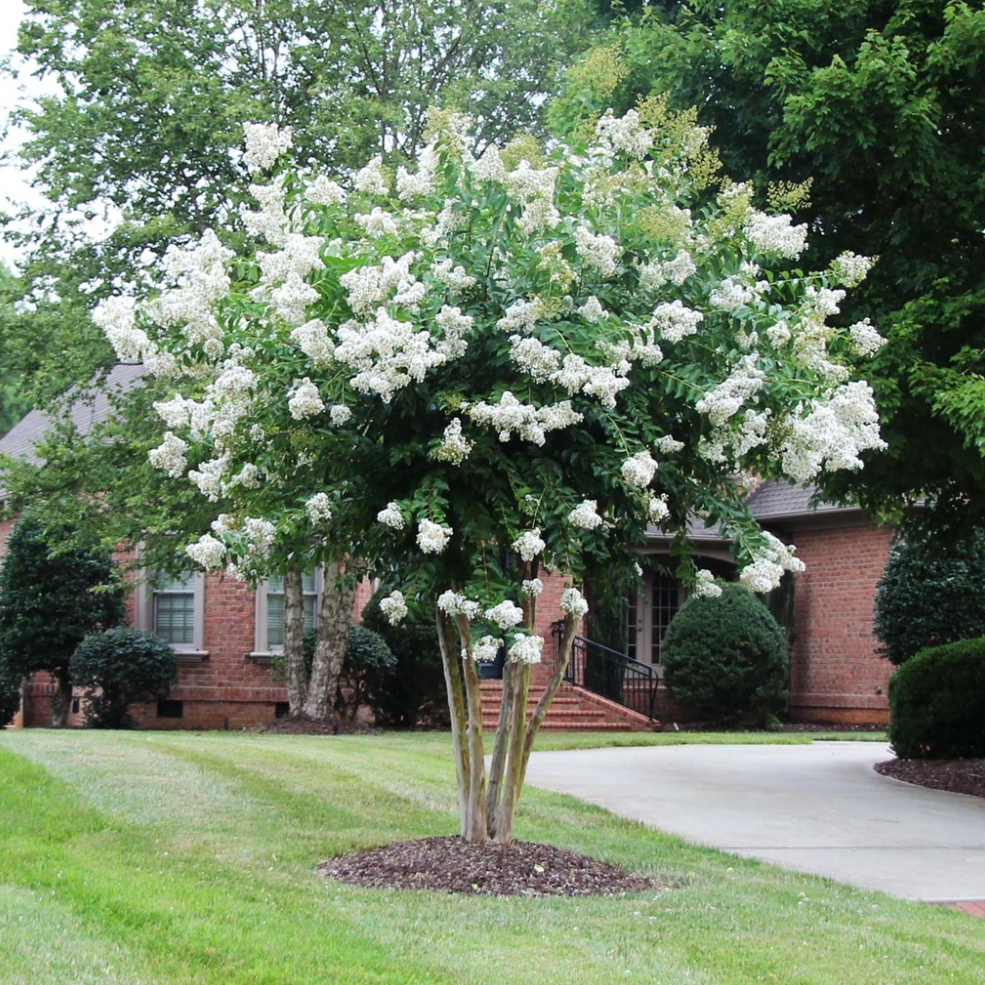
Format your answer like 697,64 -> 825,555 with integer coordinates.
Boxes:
246,651 -> 280,665
173,650 -> 209,664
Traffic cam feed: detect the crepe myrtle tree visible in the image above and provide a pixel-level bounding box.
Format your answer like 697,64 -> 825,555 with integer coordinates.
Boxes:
94,104 -> 884,843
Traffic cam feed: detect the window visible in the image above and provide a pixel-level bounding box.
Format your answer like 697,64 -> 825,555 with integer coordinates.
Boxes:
157,699 -> 184,719
136,569 -> 206,654
255,571 -> 320,653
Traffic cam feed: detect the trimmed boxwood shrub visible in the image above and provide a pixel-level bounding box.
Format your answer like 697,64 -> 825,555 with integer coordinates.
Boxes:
337,625 -> 397,720
0,659 -> 21,727
874,534 -> 985,666
70,628 -> 178,728
361,590 -> 449,728
888,638 -> 985,759
662,582 -> 789,726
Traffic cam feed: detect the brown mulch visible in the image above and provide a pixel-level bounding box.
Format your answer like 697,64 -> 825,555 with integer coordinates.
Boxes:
252,714 -> 381,736
875,758 -> 985,799
318,835 -> 658,897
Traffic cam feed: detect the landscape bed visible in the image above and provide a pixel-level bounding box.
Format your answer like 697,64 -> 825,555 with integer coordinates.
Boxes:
0,730 -> 981,985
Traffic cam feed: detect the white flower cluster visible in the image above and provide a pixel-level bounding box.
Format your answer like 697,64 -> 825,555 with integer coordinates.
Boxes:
485,601 -> 525,630
560,587 -> 589,618
468,392 -> 582,445
576,296 -> 607,322
709,263 -> 766,313
353,156 -> 388,196
340,253 -> 424,317
621,451 -> 658,488
417,519 -> 453,554
432,258 -> 477,293
830,251 -> 874,288
243,516 -> 276,556
379,590 -> 408,626
692,569 -> 722,599
595,109 -> 653,159
521,578 -> 544,597
149,432 -> 188,478
654,435 -> 685,454
496,297 -> 545,335
432,418 -> 473,465
291,319 -> 334,366
568,499 -> 603,530
329,404 -> 352,426
848,318 -> 886,357
470,145 -> 507,183
507,633 -> 544,665
243,123 -> 293,174
646,494 -> 670,524
437,590 -> 481,620
638,251 -> 696,291
288,378 -> 325,420
651,301 -> 704,344
306,174 -> 346,206
467,636 -> 502,663
780,381 -> 886,482
744,211 -> 808,259
355,207 -> 400,239
512,528 -> 546,563
335,307 -> 447,403
504,161 -> 559,235
695,356 -> 766,426
377,502 -> 405,529
305,493 -> 332,526
739,532 -> 806,594
93,295 -> 155,364
574,226 -> 621,278
396,144 -> 438,200
185,533 -> 226,570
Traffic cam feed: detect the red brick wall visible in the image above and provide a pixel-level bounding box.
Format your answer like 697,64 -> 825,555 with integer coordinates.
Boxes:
786,519 -> 894,724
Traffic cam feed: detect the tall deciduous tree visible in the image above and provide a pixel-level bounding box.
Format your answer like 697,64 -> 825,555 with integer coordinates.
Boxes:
100,109 -> 884,841
0,516 -> 125,725
553,0 -> 985,530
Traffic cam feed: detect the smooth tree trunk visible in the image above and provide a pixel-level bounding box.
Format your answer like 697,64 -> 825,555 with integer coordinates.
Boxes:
302,559 -> 355,720
437,607 -> 471,836
457,613 -> 488,843
50,667 -> 72,728
282,566 -> 308,715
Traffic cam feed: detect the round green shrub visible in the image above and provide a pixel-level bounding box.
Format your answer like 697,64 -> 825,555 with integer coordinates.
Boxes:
338,624 -> 396,719
874,534 -> 985,666
361,589 -> 448,728
888,638 -> 985,759
661,582 -> 789,726
70,628 -> 178,728
0,658 -> 22,727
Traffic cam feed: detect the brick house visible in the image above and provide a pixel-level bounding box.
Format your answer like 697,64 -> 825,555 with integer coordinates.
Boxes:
1,366 -> 894,729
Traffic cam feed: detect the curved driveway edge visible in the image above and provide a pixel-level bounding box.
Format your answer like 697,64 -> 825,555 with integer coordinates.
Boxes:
524,741 -> 985,900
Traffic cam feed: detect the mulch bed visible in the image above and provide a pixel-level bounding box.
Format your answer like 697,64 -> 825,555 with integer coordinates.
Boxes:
875,758 -> 985,799
252,714 -> 381,736
319,835 -> 658,897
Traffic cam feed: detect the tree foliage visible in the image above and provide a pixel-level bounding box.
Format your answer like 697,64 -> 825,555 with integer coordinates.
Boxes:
69,627 -> 178,728
0,659 -> 21,727
0,516 -> 125,726
888,637 -> 985,759
661,582 -> 789,726
337,624 -> 397,721
873,533 -> 985,666
555,0 -> 985,530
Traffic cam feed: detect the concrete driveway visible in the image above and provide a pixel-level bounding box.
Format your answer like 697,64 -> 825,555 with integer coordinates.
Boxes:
524,742 -> 985,900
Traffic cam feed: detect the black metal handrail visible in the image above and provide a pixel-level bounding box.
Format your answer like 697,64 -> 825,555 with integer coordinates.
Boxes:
551,621 -> 659,720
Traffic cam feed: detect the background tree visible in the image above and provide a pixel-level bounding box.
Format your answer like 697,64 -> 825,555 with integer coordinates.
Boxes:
0,659 -> 21,727
873,532 -> 985,666
111,107 -> 884,842
553,0 -> 985,531
69,627 -> 178,728
0,516 -> 125,725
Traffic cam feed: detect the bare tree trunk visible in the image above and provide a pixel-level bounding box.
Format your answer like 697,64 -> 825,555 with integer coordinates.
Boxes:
493,660 -> 529,844
51,669 -> 71,728
484,659 -> 511,832
437,607 -> 470,837
283,566 -> 308,715
302,559 -> 355,720
457,614 -> 487,843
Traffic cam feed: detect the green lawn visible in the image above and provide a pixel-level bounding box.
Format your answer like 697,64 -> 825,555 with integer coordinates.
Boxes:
0,730 -> 977,985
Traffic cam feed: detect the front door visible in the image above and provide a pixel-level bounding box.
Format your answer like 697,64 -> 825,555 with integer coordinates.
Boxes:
628,571 -> 681,673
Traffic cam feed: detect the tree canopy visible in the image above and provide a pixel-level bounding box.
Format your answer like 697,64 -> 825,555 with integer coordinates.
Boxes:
100,108 -> 885,839
553,0 -> 985,529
